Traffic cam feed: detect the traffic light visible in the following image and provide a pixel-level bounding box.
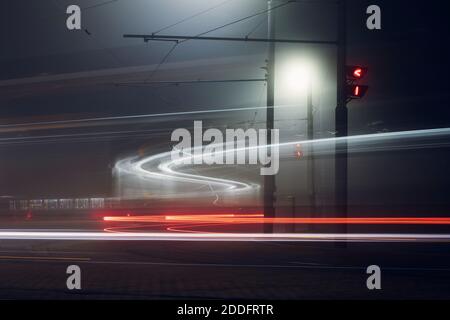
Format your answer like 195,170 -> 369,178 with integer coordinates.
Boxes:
347,84 -> 369,99
346,65 -> 368,101
346,66 -> 368,80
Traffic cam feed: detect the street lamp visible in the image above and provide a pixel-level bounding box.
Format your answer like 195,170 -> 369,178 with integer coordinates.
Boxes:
277,57 -> 317,102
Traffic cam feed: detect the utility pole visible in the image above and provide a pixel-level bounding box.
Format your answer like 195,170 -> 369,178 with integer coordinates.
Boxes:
306,78 -> 316,230
335,0 -> 348,240
264,0 -> 276,233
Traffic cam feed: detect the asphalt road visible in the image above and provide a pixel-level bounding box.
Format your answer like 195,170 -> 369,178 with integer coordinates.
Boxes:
1,239 -> 450,299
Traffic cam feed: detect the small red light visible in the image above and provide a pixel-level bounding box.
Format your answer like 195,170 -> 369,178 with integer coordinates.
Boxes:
353,68 -> 362,78
354,86 -> 360,96
295,144 -> 303,159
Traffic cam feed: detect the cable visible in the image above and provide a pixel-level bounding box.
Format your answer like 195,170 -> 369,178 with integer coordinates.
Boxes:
143,0 -> 238,80
179,0 -> 295,43
83,0 -> 120,10
245,16 -> 267,38
129,1 -> 310,99
153,0 -> 235,35
144,42 -> 179,82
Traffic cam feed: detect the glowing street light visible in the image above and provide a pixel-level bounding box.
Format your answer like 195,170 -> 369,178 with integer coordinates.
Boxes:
277,58 -> 317,101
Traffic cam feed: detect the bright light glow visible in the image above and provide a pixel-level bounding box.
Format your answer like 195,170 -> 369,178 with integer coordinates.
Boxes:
275,52 -> 326,108
279,61 -> 310,94
275,48 -> 323,101
354,85 -> 360,96
353,68 -> 362,78
277,56 -> 318,102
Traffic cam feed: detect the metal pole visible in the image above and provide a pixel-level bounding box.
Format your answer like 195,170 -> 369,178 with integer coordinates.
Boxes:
264,0 -> 276,233
307,78 -> 316,230
335,0 -> 348,242
124,34 -> 337,45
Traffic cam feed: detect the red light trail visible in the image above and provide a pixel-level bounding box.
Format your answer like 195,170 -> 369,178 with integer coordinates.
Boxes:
103,214 -> 450,225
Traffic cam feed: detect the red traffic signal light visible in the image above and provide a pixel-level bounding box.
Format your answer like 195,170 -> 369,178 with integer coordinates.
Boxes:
347,84 -> 369,99
346,65 -> 368,101
346,66 -> 368,80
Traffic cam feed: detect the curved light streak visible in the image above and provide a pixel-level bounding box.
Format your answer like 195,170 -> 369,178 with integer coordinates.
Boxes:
115,127 -> 450,200
116,151 -> 255,195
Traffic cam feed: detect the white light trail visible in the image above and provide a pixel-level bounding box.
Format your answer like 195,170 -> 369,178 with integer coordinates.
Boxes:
0,231 -> 450,242
115,127 -> 450,200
